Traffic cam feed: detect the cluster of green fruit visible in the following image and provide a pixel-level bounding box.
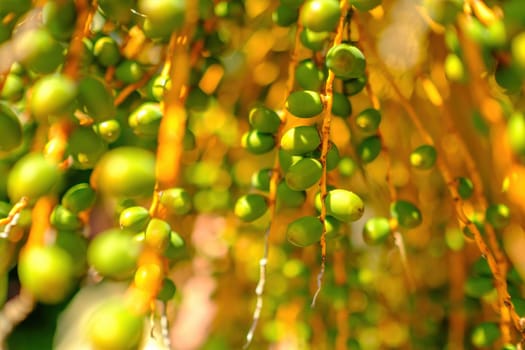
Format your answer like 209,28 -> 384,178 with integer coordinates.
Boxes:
0,0 -> 525,349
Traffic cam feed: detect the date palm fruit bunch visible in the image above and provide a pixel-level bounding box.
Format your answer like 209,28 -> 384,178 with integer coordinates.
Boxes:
1,0 -> 525,349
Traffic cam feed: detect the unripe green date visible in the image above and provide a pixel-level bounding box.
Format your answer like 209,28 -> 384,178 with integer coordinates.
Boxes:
119,206 -> 151,232
286,90 -> 324,118
0,103 -> 22,153
15,29 -> 64,74
273,4 -> 299,27
285,158 -> 322,191
30,75 -> 77,123
93,36 -> 121,67
301,0 -> 341,33
295,59 -> 326,91
326,44 -> 366,80
128,103 -> 163,138
50,205 -> 82,231
68,127 -> 108,170
300,29 -> 330,51
18,245 -> 75,304
78,76 -> 116,122
277,182 -> 306,208
160,188 -> 192,215
61,183 -> 96,214
354,108 -> 381,133
409,144 -> 437,170
7,153 -> 61,202
362,217 -> 391,245
286,216 -> 323,247
234,194 -> 268,222
249,106 -> 281,134
87,299 -> 145,350
485,203 -> 510,229
357,135 -> 382,163
350,0 -> 382,11
390,200 -> 422,229
90,147 -> 156,198
325,189 -> 365,222
280,125 -> 321,155
139,0 -> 186,40
241,130 -> 275,155
87,228 -> 142,280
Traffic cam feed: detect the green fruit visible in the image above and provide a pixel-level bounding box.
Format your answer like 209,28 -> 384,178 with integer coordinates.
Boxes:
42,0 -> 76,41
68,127 -> 108,170
160,188 -> 192,215
241,130 -> 275,155
139,0 -> 186,40
54,230 -> 88,276
286,90 -> 324,118
98,0 -> 135,23
146,75 -> 171,102
157,278 -> 177,301
444,53 -> 466,82
278,150 -> 303,172
164,231 -> 186,260
422,0 -> 463,25
470,322 -> 500,348
285,158 -> 322,191
331,93 -> 352,118
183,129 -> 197,150
15,29 -> 64,74
280,125 -> 321,155
350,0 -> 381,11
128,102 -> 163,138
61,183 -> 96,213
485,204 -> 510,229
338,156 -> 357,177
0,103 -> 22,153
300,28 -> 330,51
248,106 -> 281,134
325,189 -> 364,222
286,216 -> 323,247
343,75 -> 367,96
326,43 -> 366,80
354,108 -> 381,133
0,237 -> 16,273
301,0 -> 341,33
18,245 -> 75,304
362,217 -> 391,245
295,59 -> 326,91
273,4 -> 299,27
495,64 -> 524,94
115,60 -> 144,84
512,32 -> 525,69
30,74 -> 77,123
7,153 -> 61,202
87,228 -> 142,280
409,144 -> 437,170
457,177 -> 474,199
277,182 -> 306,208
87,299 -> 145,350
93,120 -> 121,143
251,168 -> 272,191
91,147 -> 156,198
145,218 -> 171,250
234,194 -> 268,222
119,206 -> 151,232
507,113 -> 525,157
1,74 -> 25,101
390,200 -> 422,229
50,205 -> 82,231
464,275 -> 494,298
78,76 -> 116,122
357,135 -> 382,163
93,36 -> 121,67
0,0 -> 31,15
